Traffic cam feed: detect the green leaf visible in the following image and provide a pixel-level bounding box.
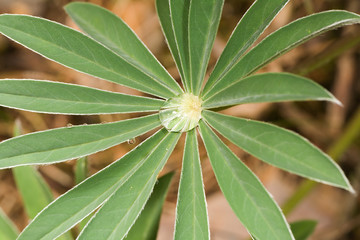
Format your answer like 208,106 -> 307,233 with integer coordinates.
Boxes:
17,129 -> 172,240
77,131 -> 180,240
203,10 -> 360,99
290,220 -> 317,240
0,208 -> 18,240
0,114 -> 160,169
198,120 -> 294,240
64,2 -> 183,96
122,172 -> 174,240
13,166 -> 53,219
252,220 -> 317,240
0,79 -> 163,115
188,0 -> 223,94
75,156 -> 88,185
202,73 -> 339,108
174,129 -> 209,240
202,0 -> 289,95
0,15 -> 178,99
202,110 -> 354,192
156,0 -> 190,90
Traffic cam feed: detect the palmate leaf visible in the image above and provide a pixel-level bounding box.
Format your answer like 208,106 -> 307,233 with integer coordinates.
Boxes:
202,73 -> 339,108
202,0 -> 289,94
0,114 -> 160,169
0,15 -> 179,99
198,120 -> 294,240
174,129 -> 209,240
17,129 -> 176,240
125,172 -> 174,240
202,110 -> 354,192
0,79 -> 163,115
64,2 -> 183,96
203,10 -> 360,99
78,132 -> 179,240
0,208 -> 18,240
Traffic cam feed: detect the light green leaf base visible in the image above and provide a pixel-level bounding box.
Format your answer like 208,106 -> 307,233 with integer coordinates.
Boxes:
159,93 -> 202,132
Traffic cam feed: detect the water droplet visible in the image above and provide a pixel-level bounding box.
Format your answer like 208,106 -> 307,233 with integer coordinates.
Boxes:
82,123 -> 88,126
127,138 -> 136,144
66,123 -> 73,128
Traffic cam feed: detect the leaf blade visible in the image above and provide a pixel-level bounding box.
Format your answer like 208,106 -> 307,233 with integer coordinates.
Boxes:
0,114 -> 160,169
125,172 -> 174,240
202,73 -> 339,108
202,0 -> 289,95
0,14 -> 177,98
17,129 -> 171,240
0,208 -> 18,240
77,132 -> 180,240
174,129 -> 209,240
0,79 -> 163,115
65,2 -> 183,96
204,10 -> 360,99
188,0 -> 223,94
202,110 -> 353,192
198,120 -> 294,240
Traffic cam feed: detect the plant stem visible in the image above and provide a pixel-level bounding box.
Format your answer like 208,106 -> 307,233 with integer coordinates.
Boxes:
282,107 -> 360,215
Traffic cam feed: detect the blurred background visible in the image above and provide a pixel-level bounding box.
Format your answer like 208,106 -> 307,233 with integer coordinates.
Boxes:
0,0 -> 359,239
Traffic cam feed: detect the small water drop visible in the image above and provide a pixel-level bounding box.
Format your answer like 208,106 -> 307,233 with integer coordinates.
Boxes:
127,138 -> 136,144
66,123 -> 73,128
82,123 -> 88,126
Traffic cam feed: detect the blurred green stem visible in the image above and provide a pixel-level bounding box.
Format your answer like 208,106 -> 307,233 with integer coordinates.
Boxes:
282,107 -> 360,215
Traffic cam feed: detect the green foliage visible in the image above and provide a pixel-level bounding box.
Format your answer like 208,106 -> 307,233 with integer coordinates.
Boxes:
0,0 -> 358,239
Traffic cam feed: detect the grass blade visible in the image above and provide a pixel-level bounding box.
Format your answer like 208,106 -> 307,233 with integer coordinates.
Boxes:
203,10 -> 360,99
188,0 -> 223,94
65,2 -> 182,96
203,110 -> 354,192
0,114 -> 160,169
125,172 -> 174,240
17,129 -> 171,240
202,73 -> 339,108
0,79 -> 163,115
202,0 -> 289,95
0,15 -> 177,99
0,208 -> 18,240
198,120 -> 294,240
78,131 -> 179,240
174,129 -> 209,240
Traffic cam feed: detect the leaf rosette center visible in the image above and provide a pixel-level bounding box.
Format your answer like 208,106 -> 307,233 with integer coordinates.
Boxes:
159,93 -> 202,132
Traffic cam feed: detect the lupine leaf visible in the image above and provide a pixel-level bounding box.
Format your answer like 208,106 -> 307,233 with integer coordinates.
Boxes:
198,120 -> 294,240
203,10 -> 360,99
202,73 -> 339,108
188,0 -> 223,94
156,0 -> 190,90
17,129 -> 170,240
202,0 -> 289,95
202,111 -> 354,192
174,129 -> 209,240
0,114 -> 160,169
125,172 -> 174,240
77,131 -> 180,240
0,79 -> 163,115
65,2 -> 183,96
0,208 -> 18,240
0,15 -> 178,99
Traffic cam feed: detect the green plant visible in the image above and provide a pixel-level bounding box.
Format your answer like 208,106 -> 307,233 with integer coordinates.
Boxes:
0,0 -> 358,239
